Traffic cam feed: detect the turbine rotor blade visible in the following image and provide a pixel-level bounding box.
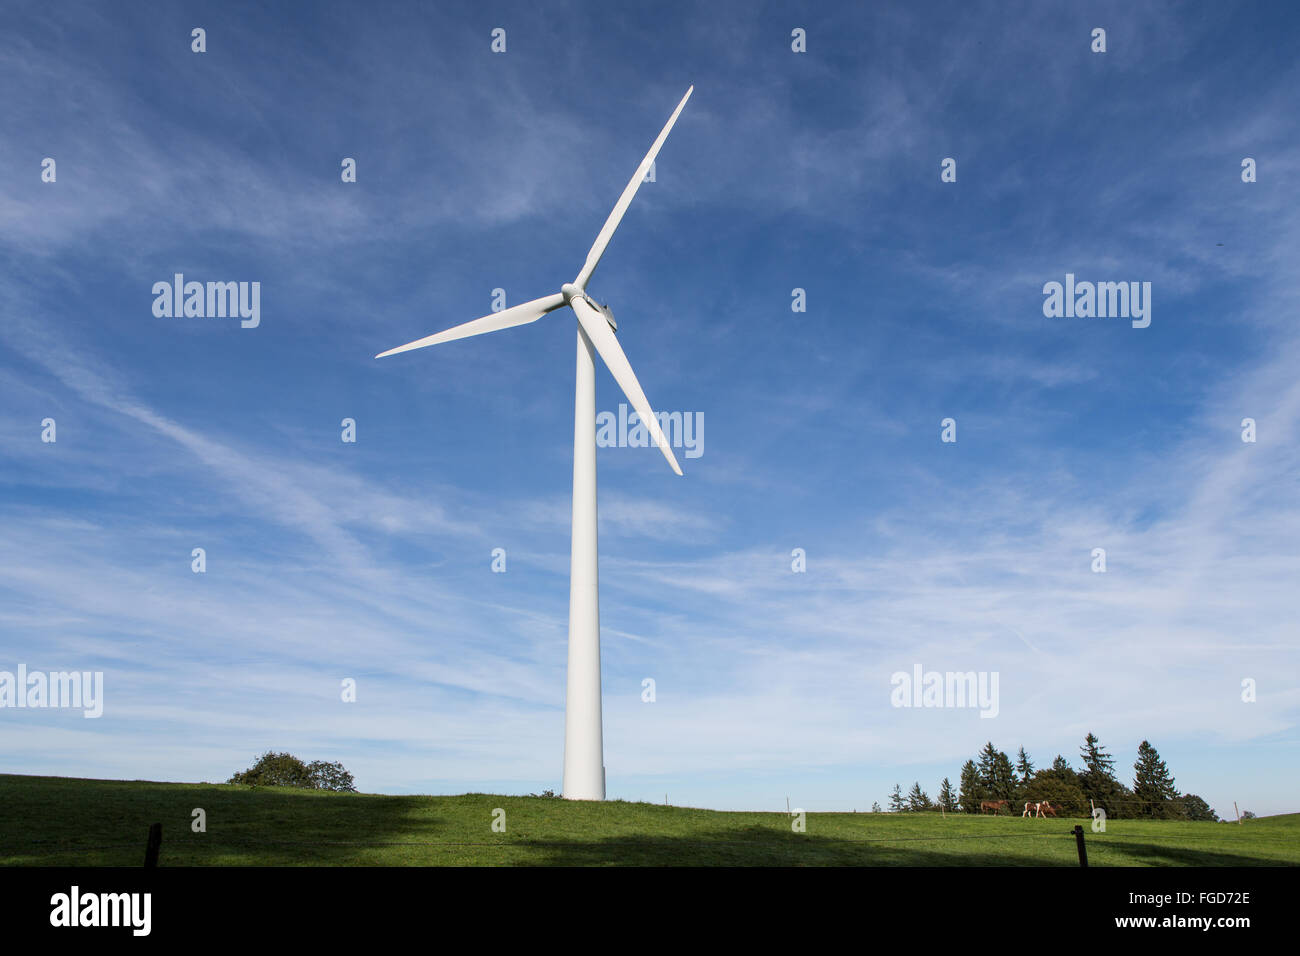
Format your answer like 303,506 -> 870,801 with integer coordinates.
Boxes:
375,292 -> 567,358
570,295 -> 683,476
573,86 -> 693,290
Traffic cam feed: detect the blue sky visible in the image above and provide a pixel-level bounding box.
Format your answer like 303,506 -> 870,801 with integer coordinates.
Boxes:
2,0 -> 1297,816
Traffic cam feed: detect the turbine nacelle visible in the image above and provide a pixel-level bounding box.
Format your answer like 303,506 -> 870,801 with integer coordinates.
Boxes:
560,283 -> 615,331
596,300 -> 617,333
583,294 -> 616,332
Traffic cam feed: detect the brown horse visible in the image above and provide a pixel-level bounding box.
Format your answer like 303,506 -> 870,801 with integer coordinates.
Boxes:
980,799 -> 1009,815
1037,801 -> 1057,818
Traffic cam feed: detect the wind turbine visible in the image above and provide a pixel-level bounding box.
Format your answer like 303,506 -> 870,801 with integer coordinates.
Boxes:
375,86 -> 693,800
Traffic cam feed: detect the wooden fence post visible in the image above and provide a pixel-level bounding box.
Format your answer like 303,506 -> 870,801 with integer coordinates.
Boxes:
1072,824 -> 1088,868
144,822 -> 162,868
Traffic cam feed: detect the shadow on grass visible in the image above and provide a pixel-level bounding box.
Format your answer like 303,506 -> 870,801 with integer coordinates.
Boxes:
0,775 -> 444,866
511,827 -> 1073,867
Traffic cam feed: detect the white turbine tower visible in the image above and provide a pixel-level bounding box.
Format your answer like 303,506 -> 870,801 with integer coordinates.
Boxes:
376,86 -> 693,800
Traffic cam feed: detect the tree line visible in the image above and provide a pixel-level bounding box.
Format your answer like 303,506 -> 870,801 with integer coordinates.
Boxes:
881,733 -> 1224,820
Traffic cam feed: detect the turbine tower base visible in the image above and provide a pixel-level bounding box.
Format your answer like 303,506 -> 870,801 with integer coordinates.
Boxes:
562,324 -> 605,801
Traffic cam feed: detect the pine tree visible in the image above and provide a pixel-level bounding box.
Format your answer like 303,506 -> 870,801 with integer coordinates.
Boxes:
1079,733 -> 1125,817
871,801 -> 882,813
888,783 -> 906,812
1051,754 -> 1072,773
977,741 -> 1000,792
1080,732 -> 1116,779
907,782 -> 932,811
958,759 -> 982,813
991,750 -> 1017,802
938,777 -> 957,813
1132,740 -> 1179,818
1015,746 -> 1035,784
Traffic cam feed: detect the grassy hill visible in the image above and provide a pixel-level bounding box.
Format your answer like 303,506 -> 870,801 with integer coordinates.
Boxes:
2,774 -> 1295,866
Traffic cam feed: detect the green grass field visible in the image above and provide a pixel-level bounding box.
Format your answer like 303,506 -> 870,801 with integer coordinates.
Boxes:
1,774 -> 1295,866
